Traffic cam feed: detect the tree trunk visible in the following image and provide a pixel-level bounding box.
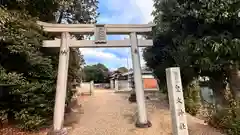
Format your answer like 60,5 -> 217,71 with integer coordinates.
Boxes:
57,10 -> 64,24
229,67 -> 240,100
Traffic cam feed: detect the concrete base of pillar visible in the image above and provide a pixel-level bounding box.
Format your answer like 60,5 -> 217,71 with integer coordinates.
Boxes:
47,128 -> 68,135
135,120 -> 152,128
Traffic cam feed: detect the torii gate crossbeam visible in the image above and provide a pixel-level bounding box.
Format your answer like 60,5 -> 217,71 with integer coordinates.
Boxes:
38,21 -> 154,135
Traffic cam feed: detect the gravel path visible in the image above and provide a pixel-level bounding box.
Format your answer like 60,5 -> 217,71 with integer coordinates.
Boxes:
69,90 -> 224,135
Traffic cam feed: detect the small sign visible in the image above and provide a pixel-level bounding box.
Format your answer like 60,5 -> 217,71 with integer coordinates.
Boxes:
94,24 -> 107,44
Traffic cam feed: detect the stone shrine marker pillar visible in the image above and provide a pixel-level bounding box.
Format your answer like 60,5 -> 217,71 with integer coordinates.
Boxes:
166,67 -> 189,135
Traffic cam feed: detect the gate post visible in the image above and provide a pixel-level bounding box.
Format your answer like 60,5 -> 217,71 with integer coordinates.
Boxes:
110,79 -> 114,89
90,80 -> 94,95
130,32 -> 152,128
115,79 -> 119,91
52,32 -> 70,132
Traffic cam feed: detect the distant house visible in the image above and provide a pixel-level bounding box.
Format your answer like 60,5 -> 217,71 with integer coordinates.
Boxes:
110,69 -> 159,91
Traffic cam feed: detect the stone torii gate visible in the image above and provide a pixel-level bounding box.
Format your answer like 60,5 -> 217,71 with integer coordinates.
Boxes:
38,21 -> 154,134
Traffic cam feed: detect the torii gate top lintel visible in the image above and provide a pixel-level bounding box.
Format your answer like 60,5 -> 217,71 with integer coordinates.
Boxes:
37,21 -> 155,34
37,21 -> 155,48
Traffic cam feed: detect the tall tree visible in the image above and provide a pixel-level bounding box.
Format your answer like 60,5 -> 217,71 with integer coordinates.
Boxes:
0,7 -> 58,130
144,0 -> 240,99
117,67 -> 128,73
0,0 -> 99,130
2,0 -> 59,21
54,0 -> 99,91
55,0 -> 99,24
83,63 -> 110,83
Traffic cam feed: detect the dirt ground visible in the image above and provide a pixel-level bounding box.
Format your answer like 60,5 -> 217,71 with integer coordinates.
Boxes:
68,89 -> 224,135
0,89 -> 224,135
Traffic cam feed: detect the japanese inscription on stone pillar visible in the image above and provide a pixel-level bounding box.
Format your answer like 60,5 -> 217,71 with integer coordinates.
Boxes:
166,67 -> 188,135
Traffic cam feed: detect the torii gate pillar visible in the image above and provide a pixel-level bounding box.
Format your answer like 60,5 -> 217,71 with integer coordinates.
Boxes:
53,32 -> 70,131
130,32 -> 151,127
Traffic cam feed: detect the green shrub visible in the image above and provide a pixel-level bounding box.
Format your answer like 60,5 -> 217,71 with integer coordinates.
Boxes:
226,118 -> 240,135
208,102 -> 240,135
0,67 -> 55,130
0,8 -> 81,131
160,79 -> 201,115
184,80 -> 201,116
0,9 -> 56,130
185,98 -> 201,116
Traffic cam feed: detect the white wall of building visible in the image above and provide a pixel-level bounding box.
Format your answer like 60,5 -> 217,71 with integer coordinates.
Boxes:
118,80 -> 130,90
79,82 -> 93,94
142,74 -> 154,79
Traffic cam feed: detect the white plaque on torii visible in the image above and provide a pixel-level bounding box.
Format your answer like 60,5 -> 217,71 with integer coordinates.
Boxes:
94,24 -> 107,44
